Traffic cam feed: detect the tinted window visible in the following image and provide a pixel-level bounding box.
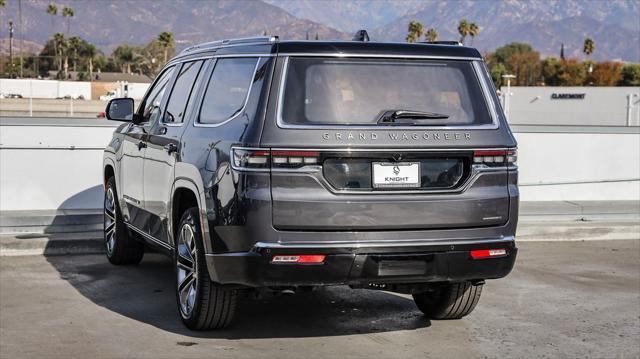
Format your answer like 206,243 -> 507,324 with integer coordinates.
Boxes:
140,66 -> 175,125
281,58 -> 492,126
199,58 -> 257,125
164,61 -> 204,124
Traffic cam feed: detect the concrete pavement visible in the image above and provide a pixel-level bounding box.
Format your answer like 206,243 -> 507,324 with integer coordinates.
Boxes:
0,240 -> 638,359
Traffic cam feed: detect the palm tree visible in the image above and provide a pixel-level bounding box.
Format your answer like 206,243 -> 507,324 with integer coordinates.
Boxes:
68,36 -> 81,72
53,32 -> 65,72
62,6 -> 74,35
83,43 -> 97,80
46,3 -> 57,34
113,45 -> 135,74
406,20 -> 424,43
583,38 -> 595,58
157,31 -> 175,64
425,28 -> 438,42
457,19 -> 469,44
468,22 -> 479,45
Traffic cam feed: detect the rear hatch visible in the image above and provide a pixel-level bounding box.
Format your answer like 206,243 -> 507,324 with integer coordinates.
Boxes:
255,54 -> 516,231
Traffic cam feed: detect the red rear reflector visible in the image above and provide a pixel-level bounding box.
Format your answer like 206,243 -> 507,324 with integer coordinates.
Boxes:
271,150 -> 319,157
470,249 -> 507,259
473,150 -> 507,156
272,254 -> 326,264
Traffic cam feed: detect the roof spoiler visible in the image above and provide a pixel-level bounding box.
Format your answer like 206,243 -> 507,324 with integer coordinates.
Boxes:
421,41 -> 462,46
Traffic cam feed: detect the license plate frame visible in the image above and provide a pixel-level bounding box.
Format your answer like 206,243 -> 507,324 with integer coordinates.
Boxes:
372,162 -> 421,189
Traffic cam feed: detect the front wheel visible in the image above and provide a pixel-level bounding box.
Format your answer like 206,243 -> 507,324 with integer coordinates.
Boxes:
175,207 -> 237,330
104,177 -> 144,265
412,282 -> 483,319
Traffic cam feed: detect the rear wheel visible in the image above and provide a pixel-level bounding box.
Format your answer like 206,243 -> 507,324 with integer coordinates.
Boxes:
175,207 -> 237,330
412,282 -> 483,319
104,177 -> 144,265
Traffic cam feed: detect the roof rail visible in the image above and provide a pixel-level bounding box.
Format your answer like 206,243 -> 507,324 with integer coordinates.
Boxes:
421,41 -> 463,46
179,35 -> 279,55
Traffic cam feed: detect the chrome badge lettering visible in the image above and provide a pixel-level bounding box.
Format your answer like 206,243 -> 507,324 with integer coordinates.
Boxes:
322,132 -> 471,142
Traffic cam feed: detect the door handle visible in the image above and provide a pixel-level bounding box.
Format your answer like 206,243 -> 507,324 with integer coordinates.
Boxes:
137,141 -> 147,150
164,143 -> 178,154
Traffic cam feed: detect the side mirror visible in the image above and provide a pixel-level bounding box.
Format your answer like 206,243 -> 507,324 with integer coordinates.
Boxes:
106,98 -> 135,122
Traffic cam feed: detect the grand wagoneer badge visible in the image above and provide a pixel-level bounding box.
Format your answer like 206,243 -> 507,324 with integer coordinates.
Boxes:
322,132 -> 472,141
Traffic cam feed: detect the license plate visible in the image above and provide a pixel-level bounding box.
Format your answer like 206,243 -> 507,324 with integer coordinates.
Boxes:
372,162 -> 420,188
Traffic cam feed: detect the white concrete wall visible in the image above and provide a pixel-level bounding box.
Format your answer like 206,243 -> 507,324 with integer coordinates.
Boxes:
0,121 -> 638,211
0,79 -> 150,100
502,86 -> 640,126
515,131 -> 640,201
0,79 -> 92,100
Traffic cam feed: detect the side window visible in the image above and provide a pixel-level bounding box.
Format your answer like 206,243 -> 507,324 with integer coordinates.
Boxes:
199,58 -> 258,125
139,66 -> 175,125
163,60 -> 204,124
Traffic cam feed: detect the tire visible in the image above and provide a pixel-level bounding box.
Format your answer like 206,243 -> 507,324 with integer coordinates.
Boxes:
412,282 -> 483,320
104,177 -> 144,265
175,207 -> 237,330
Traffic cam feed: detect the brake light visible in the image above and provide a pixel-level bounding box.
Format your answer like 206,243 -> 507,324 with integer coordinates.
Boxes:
473,149 -> 517,166
232,148 -> 270,170
470,248 -> 507,259
272,254 -> 326,264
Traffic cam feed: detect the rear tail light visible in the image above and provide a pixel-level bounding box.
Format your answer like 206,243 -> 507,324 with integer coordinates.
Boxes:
473,149 -> 517,166
271,150 -> 319,168
272,254 -> 326,264
232,148 -> 270,170
470,248 -> 507,259
231,147 -> 320,171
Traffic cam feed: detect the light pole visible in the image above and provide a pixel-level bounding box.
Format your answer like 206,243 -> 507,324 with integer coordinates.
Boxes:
502,74 -> 516,120
9,21 -> 14,77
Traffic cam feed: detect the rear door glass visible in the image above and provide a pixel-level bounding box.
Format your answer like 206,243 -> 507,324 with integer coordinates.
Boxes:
281,58 -> 492,126
164,60 -> 204,124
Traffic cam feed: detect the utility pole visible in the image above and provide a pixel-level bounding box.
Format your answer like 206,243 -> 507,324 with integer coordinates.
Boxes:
18,0 -> 23,77
9,20 -> 14,78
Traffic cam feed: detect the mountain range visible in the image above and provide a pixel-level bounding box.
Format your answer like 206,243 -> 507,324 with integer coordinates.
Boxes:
0,0 -> 638,62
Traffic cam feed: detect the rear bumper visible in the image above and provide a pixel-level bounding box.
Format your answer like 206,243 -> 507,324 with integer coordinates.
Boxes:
205,237 -> 517,287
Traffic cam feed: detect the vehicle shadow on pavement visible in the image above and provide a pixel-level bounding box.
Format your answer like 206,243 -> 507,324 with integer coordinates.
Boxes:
44,253 -> 431,338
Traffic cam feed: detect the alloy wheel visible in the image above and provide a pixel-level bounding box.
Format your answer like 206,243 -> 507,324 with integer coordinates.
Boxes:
177,223 -> 198,317
104,187 -> 117,256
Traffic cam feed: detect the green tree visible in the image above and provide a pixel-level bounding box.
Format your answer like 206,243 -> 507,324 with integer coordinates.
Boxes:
541,57 -> 561,85
62,6 -> 74,35
68,36 -> 82,72
457,19 -> 469,44
425,28 -> 438,42
583,38 -> 595,58
53,32 -> 65,73
112,45 -> 135,74
157,31 -> 175,64
619,64 -> 640,86
556,59 -> 586,86
468,22 -> 479,45
406,20 -> 424,43
491,42 -> 541,86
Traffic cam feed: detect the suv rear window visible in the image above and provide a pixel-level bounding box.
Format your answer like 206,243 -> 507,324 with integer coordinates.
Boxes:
280,57 -> 492,127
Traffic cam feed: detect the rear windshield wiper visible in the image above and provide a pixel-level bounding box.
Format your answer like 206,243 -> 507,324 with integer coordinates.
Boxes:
377,110 -> 450,125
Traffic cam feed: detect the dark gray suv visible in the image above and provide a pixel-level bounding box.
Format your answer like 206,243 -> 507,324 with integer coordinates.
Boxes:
103,35 -> 518,330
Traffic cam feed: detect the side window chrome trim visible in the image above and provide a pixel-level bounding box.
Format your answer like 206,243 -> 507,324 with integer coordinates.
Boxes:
275,56 -> 500,130
193,57 -> 262,128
